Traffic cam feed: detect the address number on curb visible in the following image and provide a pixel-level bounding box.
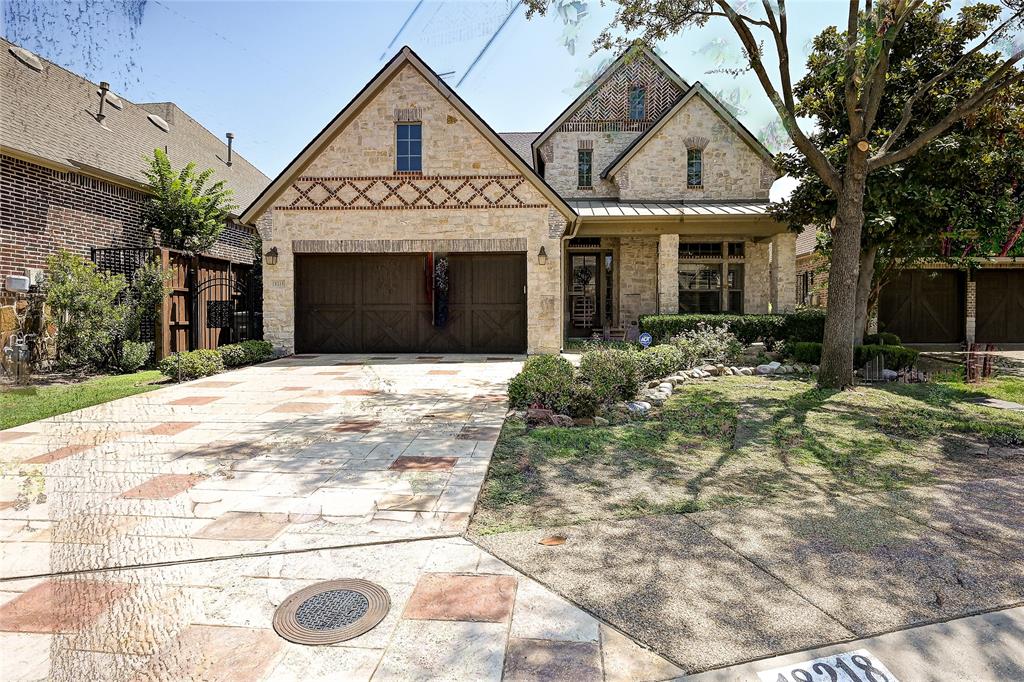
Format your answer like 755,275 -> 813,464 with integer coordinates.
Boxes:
756,649 -> 899,682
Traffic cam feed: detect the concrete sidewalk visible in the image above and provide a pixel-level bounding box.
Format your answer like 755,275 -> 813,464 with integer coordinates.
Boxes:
684,606 -> 1024,682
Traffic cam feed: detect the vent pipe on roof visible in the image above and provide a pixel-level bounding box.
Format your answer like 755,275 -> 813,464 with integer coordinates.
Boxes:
225,132 -> 234,166
96,81 -> 110,123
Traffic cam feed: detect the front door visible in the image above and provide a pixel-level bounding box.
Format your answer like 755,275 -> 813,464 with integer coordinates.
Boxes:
567,251 -> 614,337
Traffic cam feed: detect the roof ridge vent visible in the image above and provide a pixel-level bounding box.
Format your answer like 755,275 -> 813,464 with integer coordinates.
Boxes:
147,113 -> 170,132
9,46 -> 43,72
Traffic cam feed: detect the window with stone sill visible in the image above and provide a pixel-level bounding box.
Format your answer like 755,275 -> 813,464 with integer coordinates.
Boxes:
577,149 -> 593,188
396,123 -> 422,173
687,148 -> 703,188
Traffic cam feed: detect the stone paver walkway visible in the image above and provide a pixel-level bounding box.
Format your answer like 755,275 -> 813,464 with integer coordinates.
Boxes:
0,355 -> 681,680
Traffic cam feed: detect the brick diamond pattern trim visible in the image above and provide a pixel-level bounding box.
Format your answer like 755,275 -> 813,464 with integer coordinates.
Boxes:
561,54 -> 684,132
284,175 -> 547,211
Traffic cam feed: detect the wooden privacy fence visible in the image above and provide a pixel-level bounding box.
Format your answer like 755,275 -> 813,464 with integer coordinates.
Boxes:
91,247 -> 262,360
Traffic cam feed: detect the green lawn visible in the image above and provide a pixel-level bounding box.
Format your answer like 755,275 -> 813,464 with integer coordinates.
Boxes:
470,375 -> 1024,535
0,370 -> 165,430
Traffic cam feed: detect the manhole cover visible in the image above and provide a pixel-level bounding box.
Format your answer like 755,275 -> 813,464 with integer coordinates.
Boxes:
273,580 -> 390,645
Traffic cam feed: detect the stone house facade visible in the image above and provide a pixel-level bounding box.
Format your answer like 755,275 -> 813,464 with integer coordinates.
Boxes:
0,39 -> 268,310
243,45 -> 797,355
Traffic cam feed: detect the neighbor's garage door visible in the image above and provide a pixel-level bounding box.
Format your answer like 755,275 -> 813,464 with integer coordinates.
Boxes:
294,253 -> 526,354
975,269 -> 1024,343
879,269 -> 965,343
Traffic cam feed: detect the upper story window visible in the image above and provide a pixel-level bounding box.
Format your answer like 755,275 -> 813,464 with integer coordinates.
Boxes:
396,123 -> 422,172
578,149 -> 593,188
687,148 -> 703,188
629,86 -> 646,120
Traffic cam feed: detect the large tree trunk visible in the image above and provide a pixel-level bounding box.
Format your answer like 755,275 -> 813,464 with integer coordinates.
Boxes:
854,244 -> 878,345
819,161 -> 868,389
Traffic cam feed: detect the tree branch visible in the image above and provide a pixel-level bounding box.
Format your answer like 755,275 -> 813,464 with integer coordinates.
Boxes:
714,0 -> 842,192
869,62 -> 1024,170
877,7 -> 1024,155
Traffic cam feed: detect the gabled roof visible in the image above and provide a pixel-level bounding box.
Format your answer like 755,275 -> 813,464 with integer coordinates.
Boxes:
0,37 -> 268,209
602,82 -> 775,179
530,44 -> 690,168
498,132 -> 538,168
241,48 -> 573,224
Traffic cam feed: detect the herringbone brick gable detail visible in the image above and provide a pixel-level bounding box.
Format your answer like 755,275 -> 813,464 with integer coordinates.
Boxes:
561,53 -> 684,132
282,175 -> 547,210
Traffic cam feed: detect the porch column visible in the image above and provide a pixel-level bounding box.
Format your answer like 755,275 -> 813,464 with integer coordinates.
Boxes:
965,273 -> 976,344
658,233 -> 679,314
770,232 -> 797,313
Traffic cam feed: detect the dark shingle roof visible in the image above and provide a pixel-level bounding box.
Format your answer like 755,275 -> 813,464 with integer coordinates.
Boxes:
0,38 -> 268,209
498,132 -> 537,168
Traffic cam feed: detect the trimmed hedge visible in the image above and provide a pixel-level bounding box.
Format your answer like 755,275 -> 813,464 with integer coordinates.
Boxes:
219,340 -> 273,367
864,332 -> 901,346
784,342 -> 919,371
640,309 -> 826,348
855,344 -> 919,370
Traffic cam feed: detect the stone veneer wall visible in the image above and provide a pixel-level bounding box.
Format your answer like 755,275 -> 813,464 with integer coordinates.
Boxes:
744,240 -> 771,314
261,63 -> 565,354
541,131 -> 640,198
770,232 -> 797,313
616,97 -> 772,202
618,236 -> 659,326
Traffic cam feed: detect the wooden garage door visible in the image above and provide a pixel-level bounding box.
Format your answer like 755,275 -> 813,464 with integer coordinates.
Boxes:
879,270 -> 964,343
975,270 -> 1024,343
294,253 -> 526,353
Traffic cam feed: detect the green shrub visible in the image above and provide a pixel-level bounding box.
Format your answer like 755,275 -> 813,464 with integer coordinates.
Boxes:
43,250 -> 127,368
864,332 -> 902,346
789,341 -> 823,365
218,344 -> 248,367
855,344 -> 919,370
669,322 -> 742,367
113,341 -> 152,374
578,347 -> 643,404
778,308 -> 827,343
219,340 -> 273,367
507,355 -> 577,412
565,383 -> 598,418
159,349 -> 225,380
637,344 -> 685,380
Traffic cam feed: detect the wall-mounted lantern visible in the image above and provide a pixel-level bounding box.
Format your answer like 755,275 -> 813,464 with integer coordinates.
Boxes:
537,246 -> 548,265
265,246 -> 279,266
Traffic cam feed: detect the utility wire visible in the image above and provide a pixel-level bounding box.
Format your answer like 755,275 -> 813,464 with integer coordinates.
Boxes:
456,0 -> 522,88
380,0 -> 425,60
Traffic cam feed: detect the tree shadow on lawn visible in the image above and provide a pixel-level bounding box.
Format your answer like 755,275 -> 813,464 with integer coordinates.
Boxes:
472,377 -> 1024,534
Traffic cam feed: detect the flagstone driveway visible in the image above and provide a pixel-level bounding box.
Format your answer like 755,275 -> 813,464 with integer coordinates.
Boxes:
0,354 -> 520,578
0,354 -> 684,681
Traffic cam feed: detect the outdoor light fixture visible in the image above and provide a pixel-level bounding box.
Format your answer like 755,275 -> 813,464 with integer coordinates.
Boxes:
265,246 -> 279,266
537,246 -> 548,265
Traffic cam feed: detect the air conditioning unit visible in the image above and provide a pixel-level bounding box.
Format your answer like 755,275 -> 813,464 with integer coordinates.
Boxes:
4,275 -> 30,293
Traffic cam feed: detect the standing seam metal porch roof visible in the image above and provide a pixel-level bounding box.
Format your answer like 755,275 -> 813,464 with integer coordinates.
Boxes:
569,199 -> 773,218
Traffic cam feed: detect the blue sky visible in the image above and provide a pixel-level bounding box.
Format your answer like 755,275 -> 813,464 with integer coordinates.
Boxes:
4,1 -> 864,176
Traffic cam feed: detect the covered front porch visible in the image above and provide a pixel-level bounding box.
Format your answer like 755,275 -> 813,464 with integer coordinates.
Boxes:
561,200 -> 796,340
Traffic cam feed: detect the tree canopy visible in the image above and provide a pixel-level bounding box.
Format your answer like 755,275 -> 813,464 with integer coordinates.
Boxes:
142,148 -> 237,255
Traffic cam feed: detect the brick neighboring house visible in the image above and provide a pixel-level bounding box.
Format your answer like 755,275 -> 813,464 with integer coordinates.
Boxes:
795,225 -> 1024,347
0,38 -> 269,309
242,45 -> 796,355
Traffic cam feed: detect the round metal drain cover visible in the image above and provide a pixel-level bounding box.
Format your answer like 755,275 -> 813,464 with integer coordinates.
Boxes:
274,580 -> 390,645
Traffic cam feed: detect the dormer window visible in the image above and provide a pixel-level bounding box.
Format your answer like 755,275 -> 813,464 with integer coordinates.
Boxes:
629,86 -> 646,120
687,148 -> 703,188
396,123 -> 422,172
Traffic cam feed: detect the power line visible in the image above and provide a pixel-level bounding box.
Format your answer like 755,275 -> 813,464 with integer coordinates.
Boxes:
380,0 -> 425,60
456,0 -> 522,88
